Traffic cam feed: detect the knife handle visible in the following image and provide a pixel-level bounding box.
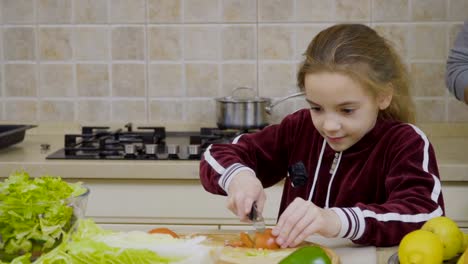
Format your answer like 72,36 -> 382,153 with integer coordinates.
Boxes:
248,202 -> 258,221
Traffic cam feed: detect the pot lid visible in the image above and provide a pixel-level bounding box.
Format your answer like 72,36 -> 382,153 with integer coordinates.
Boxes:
216,96 -> 270,103
216,87 -> 271,103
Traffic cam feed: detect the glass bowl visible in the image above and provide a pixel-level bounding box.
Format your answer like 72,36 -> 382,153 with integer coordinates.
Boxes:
0,187 -> 90,262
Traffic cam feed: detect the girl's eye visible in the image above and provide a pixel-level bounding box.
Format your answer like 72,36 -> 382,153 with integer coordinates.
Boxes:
310,106 -> 321,112
342,108 -> 354,114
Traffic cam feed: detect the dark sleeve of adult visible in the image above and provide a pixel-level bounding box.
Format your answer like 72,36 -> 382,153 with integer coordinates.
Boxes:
446,21 -> 468,102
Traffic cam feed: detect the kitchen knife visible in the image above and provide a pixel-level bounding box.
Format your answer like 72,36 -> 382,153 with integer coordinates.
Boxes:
248,201 -> 266,233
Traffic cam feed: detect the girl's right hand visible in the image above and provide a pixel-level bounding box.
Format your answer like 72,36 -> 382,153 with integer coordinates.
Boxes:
226,170 -> 266,222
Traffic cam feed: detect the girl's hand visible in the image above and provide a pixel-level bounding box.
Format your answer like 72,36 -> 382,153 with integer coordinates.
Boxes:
227,171 -> 266,222
272,197 -> 341,248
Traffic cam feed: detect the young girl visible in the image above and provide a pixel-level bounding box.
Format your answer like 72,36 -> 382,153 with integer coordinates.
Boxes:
199,24 -> 444,247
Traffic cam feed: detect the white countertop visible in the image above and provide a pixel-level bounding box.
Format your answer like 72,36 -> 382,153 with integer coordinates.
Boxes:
0,132 -> 466,182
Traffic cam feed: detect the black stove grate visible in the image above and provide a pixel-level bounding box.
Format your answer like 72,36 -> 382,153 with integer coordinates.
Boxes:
46,123 -> 255,160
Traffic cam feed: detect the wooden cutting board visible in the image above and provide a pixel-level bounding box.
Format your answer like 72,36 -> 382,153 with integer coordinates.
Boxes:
192,233 -> 340,264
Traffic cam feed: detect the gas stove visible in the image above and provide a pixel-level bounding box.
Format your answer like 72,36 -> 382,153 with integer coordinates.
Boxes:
46,123 -> 252,160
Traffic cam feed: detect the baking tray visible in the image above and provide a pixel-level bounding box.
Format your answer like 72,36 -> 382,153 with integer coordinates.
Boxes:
0,125 -> 36,149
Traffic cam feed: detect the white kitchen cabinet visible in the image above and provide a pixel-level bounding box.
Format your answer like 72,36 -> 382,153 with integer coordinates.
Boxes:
440,183 -> 468,227
81,178 -> 283,227
79,179 -> 468,230
98,223 -> 219,233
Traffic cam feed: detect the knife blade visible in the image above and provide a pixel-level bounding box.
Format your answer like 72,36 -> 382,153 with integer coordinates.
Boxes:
248,201 -> 265,233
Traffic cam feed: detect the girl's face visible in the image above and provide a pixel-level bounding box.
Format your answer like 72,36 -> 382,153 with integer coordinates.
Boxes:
304,72 -> 390,152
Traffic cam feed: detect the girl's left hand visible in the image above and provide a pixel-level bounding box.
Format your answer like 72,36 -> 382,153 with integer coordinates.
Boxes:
271,197 -> 341,248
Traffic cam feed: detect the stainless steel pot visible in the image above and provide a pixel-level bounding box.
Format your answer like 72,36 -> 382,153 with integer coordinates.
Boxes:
215,87 -> 304,129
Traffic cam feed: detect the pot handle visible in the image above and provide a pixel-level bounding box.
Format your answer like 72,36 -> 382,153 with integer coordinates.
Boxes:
230,87 -> 256,99
265,92 -> 305,114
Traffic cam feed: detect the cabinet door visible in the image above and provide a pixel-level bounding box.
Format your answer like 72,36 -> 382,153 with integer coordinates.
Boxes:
99,223 -> 219,233
442,182 -> 468,228
83,179 -> 284,225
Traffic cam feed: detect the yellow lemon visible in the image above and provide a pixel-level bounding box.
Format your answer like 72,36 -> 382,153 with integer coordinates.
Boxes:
457,247 -> 467,264
462,232 -> 468,253
421,216 -> 463,260
398,229 -> 444,264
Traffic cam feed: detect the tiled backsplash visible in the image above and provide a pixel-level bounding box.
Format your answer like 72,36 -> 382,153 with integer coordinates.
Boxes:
0,0 -> 467,126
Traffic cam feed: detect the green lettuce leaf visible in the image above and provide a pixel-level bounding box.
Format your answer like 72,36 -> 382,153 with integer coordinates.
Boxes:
0,171 -> 87,263
33,219 -> 213,264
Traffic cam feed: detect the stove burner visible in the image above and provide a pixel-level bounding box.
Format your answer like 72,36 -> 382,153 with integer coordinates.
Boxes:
46,123 -> 258,160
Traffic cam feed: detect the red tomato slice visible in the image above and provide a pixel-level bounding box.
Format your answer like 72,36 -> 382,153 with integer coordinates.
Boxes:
148,227 -> 179,238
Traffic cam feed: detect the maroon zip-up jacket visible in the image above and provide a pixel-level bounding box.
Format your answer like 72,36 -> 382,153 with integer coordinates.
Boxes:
199,109 -> 444,246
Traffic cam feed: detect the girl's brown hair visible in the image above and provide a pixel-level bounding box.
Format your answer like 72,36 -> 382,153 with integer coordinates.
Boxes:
297,24 -> 415,123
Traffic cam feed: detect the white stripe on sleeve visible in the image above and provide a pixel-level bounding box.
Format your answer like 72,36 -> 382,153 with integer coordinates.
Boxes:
217,164 -> 255,193
203,144 -> 225,175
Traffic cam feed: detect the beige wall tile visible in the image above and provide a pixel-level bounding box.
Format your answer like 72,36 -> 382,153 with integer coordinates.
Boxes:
149,99 -> 183,123
112,64 -> 145,97
411,0 -> 446,21
448,0 -> 468,21
184,0 -> 220,22
74,0 -> 108,24
76,64 -> 109,97
335,0 -> 370,21
447,99 -> 468,122
148,0 -> 181,23
372,0 -> 409,22
268,99 -> 297,124
186,64 -> 219,97
259,63 -> 296,97
409,24 -> 447,60
294,97 -> 309,110
185,99 -> 216,124
39,100 -> 75,122
0,101 -> 3,120
258,0 -> 294,22
37,0 -> 72,24
258,25 -> 294,60
148,64 -> 183,97
110,0 -> 146,23
111,26 -> 144,60
148,26 -> 182,60
0,0 -> 466,126
74,27 -> 109,60
414,99 -> 446,123
222,25 -> 255,60
38,27 -> 72,60
77,100 -> 111,123
221,63 -> 256,96
4,64 -> 36,96
295,25 -> 329,60
1,0 -> 34,24
222,0 -> 256,22
111,100 -> 147,123
448,23 -> 463,47
410,63 -> 446,97
39,64 -> 74,97
373,24 -> 408,58
184,26 -> 219,60
4,100 -> 37,122
295,0 -> 334,22
3,27 -> 35,60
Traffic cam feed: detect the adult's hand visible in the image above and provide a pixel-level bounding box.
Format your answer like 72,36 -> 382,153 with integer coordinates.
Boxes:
227,170 -> 266,222
272,197 -> 341,248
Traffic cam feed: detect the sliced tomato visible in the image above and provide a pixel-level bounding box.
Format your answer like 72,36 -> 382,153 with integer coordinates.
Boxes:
148,227 -> 179,238
225,240 -> 245,247
240,232 -> 255,248
254,228 -> 280,249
